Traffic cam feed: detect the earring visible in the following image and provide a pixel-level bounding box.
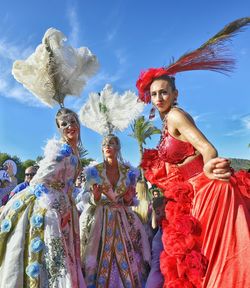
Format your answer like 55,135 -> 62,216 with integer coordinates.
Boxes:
149,106 -> 156,120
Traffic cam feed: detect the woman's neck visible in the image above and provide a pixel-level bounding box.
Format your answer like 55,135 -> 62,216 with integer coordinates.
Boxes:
105,157 -> 118,168
66,139 -> 78,155
160,111 -> 168,121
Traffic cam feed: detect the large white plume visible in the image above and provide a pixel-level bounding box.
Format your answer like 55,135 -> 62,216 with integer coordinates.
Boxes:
79,84 -> 145,135
12,28 -> 99,107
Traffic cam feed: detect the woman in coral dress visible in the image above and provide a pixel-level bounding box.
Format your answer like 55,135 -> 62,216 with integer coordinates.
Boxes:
136,17 -> 250,288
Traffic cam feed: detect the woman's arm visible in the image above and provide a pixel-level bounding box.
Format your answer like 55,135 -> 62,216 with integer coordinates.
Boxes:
168,109 -> 231,180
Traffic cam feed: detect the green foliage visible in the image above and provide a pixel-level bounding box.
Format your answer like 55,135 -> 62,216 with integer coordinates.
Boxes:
129,116 -> 161,147
230,158 -> 250,171
129,116 -> 161,181
80,158 -> 94,168
79,146 -> 88,158
79,146 -> 94,168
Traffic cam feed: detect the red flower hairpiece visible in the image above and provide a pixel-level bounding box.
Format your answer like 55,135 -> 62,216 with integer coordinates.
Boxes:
136,17 -> 250,103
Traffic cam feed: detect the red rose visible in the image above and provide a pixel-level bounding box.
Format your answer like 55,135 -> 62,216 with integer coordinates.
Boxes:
233,170 -> 250,198
165,201 -> 191,222
160,251 -> 178,280
184,250 -> 208,287
166,278 -> 194,288
164,182 -> 194,203
162,227 -> 196,256
175,215 -> 202,236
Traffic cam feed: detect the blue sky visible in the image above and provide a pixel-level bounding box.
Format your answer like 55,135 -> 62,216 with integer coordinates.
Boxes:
0,0 -> 249,166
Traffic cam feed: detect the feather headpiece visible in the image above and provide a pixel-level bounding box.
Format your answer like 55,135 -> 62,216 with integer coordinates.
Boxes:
136,17 -> 250,103
79,84 -> 145,135
12,28 -> 99,107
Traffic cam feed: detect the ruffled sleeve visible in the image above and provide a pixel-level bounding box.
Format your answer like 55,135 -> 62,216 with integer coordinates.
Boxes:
31,138 -> 73,187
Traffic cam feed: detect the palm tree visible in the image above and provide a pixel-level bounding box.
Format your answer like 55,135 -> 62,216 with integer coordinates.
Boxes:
130,116 -> 161,223
78,146 -> 94,168
129,116 -> 161,179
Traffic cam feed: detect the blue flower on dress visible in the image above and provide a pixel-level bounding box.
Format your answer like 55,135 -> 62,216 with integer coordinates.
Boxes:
125,281 -> 132,288
70,155 -> 78,167
98,276 -> 106,285
30,237 -> 44,253
108,211 -> 113,221
104,243 -> 110,252
60,143 -> 72,157
102,259 -> 109,269
107,227 -> 112,236
67,179 -> 74,187
30,214 -> 44,228
121,261 -> 128,270
26,261 -> 41,278
1,219 -> 12,233
117,242 -> 123,252
12,199 -> 24,211
85,167 -> 101,185
33,184 -> 49,198
125,168 -> 140,186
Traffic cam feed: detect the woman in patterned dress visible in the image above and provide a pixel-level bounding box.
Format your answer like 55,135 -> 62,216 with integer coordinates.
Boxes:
79,134 -> 151,288
0,108 -> 86,288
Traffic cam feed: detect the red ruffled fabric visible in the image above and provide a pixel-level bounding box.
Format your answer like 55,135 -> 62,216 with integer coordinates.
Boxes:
142,149 -> 208,287
141,149 -> 170,190
142,149 -> 250,288
233,170 -> 250,198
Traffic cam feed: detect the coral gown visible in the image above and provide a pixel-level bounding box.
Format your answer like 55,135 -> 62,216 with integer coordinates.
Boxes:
142,129 -> 250,288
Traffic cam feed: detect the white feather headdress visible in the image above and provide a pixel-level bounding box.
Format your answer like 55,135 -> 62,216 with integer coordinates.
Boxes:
79,84 -> 145,135
12,28 -> 99,107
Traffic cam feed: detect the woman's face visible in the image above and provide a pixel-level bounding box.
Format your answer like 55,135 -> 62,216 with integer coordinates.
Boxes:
150,79 -> 178,115
102,138 -> 119,159
58,115 -> 80,144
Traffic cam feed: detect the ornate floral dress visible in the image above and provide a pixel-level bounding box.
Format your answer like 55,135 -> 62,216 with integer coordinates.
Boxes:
0,139 -> 86,288
141,127 -> 250,288
79,162 -> 151,288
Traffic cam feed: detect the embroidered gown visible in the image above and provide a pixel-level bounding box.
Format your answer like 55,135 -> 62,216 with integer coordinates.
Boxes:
79,162 -> 151,288
0,139 -> 86,288
141,127 -> 250,288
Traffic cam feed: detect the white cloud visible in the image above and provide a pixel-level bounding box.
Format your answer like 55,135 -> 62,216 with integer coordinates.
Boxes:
225,114 -> 250,136
0,39 -> 33,61
66,6 -> 80,47
242,115 -> 250,130
0,38 -> 44,107
115,49 -> 127,65
106,29 -> 118,42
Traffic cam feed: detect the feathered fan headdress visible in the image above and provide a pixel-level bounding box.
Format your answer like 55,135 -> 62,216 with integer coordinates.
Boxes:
79,84 -> 145,135
12,28 -> 99,107
137,17 -> 250,103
